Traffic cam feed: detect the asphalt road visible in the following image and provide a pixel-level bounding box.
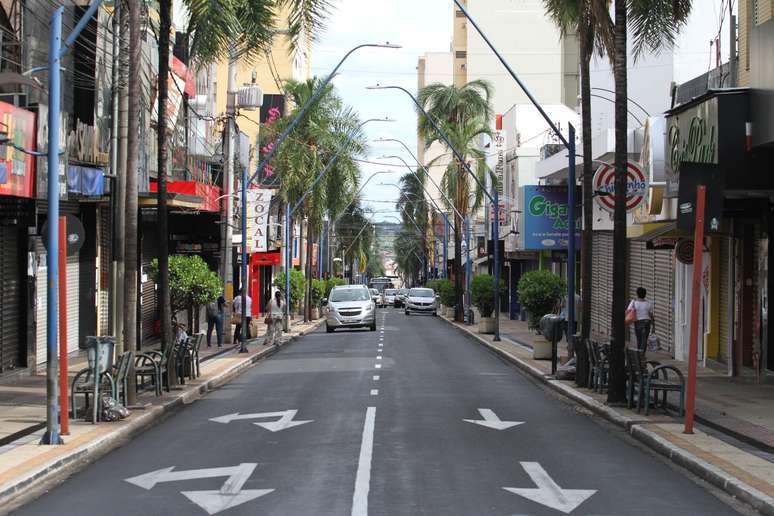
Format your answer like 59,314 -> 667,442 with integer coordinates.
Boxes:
14,308 -> 741,515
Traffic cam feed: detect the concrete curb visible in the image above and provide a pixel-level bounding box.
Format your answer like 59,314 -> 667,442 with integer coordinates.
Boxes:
0,320 -> 323,512
440,316 -> 774,514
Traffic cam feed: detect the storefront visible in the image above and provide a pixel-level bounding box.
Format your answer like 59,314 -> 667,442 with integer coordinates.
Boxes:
0,102 -> 35,373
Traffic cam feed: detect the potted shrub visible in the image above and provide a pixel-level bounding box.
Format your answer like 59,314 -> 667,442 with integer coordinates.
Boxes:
517,270 -> 565,359
436,279 -> 455,317
471,274 -> 505,334
310,279 -> 326,319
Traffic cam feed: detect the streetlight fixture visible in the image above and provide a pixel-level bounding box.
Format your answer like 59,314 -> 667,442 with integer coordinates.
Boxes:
367,83 -> 502,337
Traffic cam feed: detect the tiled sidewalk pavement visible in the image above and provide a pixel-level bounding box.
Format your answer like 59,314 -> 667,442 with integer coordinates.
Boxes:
443,314 -> 774,515
0,317 -> 323,512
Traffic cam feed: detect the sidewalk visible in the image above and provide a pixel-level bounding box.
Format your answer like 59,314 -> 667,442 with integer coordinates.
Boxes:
0,317 -> 323,513
444,315 -> 774,515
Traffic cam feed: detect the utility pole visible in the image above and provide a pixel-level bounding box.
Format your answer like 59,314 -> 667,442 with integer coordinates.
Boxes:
221,54 -> 237,343
110,0 -> 126,354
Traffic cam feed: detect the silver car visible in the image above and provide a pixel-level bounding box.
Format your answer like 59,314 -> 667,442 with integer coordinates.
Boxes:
404,287 -> 437,316
325,285 -> 377,333
382,288 -> 397,307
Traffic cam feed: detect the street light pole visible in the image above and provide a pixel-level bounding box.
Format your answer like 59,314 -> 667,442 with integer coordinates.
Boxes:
42,0 -> 105,446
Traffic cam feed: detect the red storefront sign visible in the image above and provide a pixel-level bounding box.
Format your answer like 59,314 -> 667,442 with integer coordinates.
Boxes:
0,102 -> 35,198
149,180 -> 221,212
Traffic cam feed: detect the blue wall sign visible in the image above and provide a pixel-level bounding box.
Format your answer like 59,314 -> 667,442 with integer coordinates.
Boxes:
521,185 -> 581,250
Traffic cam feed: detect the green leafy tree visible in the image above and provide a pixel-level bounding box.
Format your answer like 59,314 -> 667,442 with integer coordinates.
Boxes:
273,270 -> 307,312
148,255 -> 220,317
543,0 -> 613,387
311,279 -> 326,306
436,279 -> 456,307
418,80 -> 494,322
324,277 -> 346,297
517,270 -> 566,331
607,0 -> 693,403
471,274 -> 506,319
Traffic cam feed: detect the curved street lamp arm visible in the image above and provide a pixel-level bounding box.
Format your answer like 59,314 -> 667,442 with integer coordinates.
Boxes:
251,43 -> 399,185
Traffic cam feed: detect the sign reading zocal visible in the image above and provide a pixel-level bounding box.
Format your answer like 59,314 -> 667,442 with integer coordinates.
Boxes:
593,161 -> 647,213
246,189 -> 274,253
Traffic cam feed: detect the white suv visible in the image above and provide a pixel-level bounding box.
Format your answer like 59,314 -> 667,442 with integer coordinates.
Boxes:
325,285 -> 377,333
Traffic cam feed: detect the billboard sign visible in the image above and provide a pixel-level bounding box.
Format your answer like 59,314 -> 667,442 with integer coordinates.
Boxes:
245,188 -> 274,253
521,185 -> 580,250
0,102 -> 36,199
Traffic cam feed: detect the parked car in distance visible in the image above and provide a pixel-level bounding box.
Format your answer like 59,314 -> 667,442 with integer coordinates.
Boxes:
369,288 -> 380,305
405,287 -> 437,316
324,285 -> 376,333
382,288 -> 397,307
395,288 -> 409,307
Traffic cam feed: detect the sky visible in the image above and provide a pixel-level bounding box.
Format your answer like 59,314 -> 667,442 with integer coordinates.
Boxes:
311,0 -> 453,223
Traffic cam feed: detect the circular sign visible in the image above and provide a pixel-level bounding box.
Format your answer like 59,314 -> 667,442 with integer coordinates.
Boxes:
593,161 -> 647,213
676,238 -> 694,265
41,214 -> 86,256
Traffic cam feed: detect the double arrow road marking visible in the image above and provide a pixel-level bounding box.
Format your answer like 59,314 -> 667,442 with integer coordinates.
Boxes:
209,410 -> 312,432
126,463 -> 272,515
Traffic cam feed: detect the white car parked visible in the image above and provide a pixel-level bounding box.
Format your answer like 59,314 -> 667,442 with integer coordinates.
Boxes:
404,287 -> 437,316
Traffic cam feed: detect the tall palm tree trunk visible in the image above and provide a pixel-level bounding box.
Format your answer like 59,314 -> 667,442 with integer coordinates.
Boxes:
123,0 -> 140,404
608,0 -> 628,403
157,0 -> 173,363
297,219 -> 304,315
578,31 -> 593,388
453,166 -> 463,322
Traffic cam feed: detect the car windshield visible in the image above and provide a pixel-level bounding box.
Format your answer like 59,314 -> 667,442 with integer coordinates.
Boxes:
409,289 -> 434,298
399,289 -> 408,295
384,289 -> 397,295
330,288 -> 371,302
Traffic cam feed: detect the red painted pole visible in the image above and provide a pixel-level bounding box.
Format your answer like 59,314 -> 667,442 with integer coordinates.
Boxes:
58,217 -> 69,435
684,185 -> 706,434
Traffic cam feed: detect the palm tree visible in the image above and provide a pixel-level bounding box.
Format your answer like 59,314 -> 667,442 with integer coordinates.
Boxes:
543,0 -> 613,388
262,78 -> 364,318
418,81 -> 493,322
607,0 -> 693,403
395,170 -> 429,283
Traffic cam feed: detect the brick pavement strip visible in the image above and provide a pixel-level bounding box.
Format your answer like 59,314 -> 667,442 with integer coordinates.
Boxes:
440,315 -> 774,515
0,319 -> 323,512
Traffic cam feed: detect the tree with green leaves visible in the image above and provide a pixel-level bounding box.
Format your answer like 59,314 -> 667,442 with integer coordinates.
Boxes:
418,80 -> 494,321
151,0 -> 333,350
261,77 -> 365,319
606,0 -> 692,402
543,0 -> 613,387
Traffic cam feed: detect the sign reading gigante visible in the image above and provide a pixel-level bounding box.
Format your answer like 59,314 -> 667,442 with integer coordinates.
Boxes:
665,96 -> 718,197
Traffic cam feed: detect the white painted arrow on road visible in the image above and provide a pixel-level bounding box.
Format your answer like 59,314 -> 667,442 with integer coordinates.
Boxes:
463,408 -> 524,430
125,463 -> 273,515
503,462 -> 596,514
209,410 -> 313,432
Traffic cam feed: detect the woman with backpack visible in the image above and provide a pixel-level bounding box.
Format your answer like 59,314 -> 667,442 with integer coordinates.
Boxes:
627,287 -> 654,352
206,295 -> 226,347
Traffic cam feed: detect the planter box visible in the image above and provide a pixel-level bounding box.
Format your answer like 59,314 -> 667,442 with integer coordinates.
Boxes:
533,338 -> 553,360
445,307 -> 456,318
310,308 -> 320,320
478,317 -> 495,334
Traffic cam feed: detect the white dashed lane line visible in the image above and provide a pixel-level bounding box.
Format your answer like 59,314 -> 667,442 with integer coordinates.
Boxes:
374,364 -> 381,369
373,375 -> 380,381
370,389 -> 379,396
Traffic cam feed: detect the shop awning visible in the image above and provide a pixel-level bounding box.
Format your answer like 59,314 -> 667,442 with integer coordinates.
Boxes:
629,221 -> 689,248
138,192 -> 203,210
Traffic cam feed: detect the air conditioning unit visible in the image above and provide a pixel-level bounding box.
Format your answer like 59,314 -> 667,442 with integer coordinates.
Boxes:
238,85 -> 264,110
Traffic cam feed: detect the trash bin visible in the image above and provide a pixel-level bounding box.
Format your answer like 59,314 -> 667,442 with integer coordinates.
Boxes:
539,314 -> 563,375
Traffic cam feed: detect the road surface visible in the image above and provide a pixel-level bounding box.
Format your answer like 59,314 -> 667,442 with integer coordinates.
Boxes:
14,308 -> 741,515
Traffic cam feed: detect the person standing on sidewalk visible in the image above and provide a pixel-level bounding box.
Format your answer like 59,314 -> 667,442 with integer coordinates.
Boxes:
628,287 -> 654,352
206,295 -> 226,347
232,289 -> 253,343
264,290 -> 284,346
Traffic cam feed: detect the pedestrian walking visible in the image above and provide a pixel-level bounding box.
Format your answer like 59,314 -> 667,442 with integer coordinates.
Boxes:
627,287 -> 654,352
206,295 -> 226,347
232,289 -> 253,343
264,290 -> 284,346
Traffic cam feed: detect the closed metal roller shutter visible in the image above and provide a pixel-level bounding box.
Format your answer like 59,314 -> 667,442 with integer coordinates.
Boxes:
98,206 -> 111,335
35,241 -> 80,365
0,225 -> 22,373
141,262 -> 157,341
718,236 -> 732,364
591,231 -> 613,340
653,248 -> 674,353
